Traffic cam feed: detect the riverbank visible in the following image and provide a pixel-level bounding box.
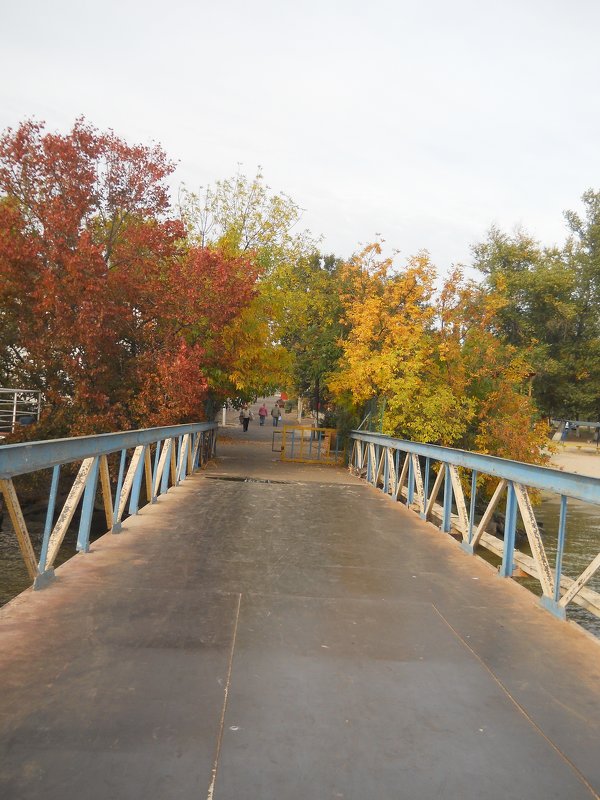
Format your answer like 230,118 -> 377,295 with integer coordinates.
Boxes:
550,442 -> 600,478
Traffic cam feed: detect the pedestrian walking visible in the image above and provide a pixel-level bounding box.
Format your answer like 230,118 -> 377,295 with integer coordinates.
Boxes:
271,404 -> 280,427
258,403 -> 268,426
240,404 -> 252,432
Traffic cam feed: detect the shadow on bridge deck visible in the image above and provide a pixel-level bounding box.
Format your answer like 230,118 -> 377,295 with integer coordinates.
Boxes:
1,406 -> 599,799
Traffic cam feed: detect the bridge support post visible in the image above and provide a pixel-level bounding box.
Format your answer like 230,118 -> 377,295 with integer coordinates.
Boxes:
383,449 -> 389,495
441,465 -> 452,532
196,432 -> 204,469
39,465 -> 60,571
129,446 -> 147,516
407,457 -> 414,506
111,449 -> 127,533
539,596 -> 567,620
160,440 -> 172,495
461,470 -> 479,554
77,456 -> 100,552
499,482 -> 518,577
33,567 -> 55,589
420,458 -> 430,519
151,441 -> 161,503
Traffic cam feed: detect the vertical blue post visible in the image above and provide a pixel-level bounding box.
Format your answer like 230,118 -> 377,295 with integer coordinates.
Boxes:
201,431 -> 206,466
394,449 -> 400,496
189,433 -> 197,471
112,449 -> 127,533
442,464 -> 452,532
175,436 -> 183,485
39,464 -> 61,572
129,446 -> 146,515
198,433 -> 204,468
499,482 -> 518,577
151,440 -> 161,503
383,449 -> 389,494
77,457 -> 100,552
461,469 -> 479,553
540,494 -> 568,619
160,440 -> 172,495
180,437 -> 188,481
407,456 -> 414,505
468,470 -> 478,545
421,457 -> 430,519
554,495 -> 568,602
366,445 -> 372,483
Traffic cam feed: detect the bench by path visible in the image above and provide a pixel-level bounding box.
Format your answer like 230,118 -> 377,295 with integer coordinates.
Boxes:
0,418 -> 599,799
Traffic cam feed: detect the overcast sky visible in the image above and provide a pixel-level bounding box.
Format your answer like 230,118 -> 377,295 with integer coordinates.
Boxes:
2,0 -> 599,275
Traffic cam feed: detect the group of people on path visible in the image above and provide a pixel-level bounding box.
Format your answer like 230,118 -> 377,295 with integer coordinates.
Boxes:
239,402 -> 283,431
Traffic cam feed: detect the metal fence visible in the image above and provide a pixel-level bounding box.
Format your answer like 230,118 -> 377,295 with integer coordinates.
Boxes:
349,431 -> 600,622
280,425 -> 344,464
0,422 -> 218,590
0,388 -> 41,434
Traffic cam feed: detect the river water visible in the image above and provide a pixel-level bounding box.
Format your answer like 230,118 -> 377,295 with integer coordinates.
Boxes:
519,494 -> 600,635
0,509 -> 107,607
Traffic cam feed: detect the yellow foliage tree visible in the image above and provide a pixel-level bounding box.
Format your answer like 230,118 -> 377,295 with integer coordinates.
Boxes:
329,243 -> 549,463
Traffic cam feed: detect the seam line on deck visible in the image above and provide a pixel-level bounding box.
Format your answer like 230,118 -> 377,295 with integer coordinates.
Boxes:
432,603 -> 600,800
206,592 -> 242,800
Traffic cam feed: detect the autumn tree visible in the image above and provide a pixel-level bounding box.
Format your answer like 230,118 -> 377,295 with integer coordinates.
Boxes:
179,169 -> 318,399
328,243 -> 547,462
0,119 -> 258,436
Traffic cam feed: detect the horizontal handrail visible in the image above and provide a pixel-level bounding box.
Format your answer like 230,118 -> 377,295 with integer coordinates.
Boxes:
351,431 -> 600,504
0,422 -> 217,479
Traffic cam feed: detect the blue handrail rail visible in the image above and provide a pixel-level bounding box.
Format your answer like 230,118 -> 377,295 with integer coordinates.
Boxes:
351,431 -> 600,504
0,422 -> 217,478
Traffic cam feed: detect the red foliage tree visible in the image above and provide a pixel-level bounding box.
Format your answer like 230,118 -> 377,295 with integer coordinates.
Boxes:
0,119 -> 257,436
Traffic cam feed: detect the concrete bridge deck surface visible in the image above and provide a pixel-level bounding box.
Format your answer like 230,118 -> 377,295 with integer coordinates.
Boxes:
0,404 -> 599,799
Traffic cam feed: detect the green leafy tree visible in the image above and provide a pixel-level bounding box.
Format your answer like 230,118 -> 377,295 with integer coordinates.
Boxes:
473,190 -> 600,420
278,252 -> 345,413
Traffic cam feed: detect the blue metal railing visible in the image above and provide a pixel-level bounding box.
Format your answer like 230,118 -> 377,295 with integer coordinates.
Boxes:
350,431 -> 600,621
0,422 -> 218,590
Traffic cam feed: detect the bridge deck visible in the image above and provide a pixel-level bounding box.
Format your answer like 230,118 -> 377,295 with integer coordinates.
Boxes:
0,417 -> 599,799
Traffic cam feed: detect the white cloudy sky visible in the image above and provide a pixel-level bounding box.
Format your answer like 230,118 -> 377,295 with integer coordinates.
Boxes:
1,0 -> 599,274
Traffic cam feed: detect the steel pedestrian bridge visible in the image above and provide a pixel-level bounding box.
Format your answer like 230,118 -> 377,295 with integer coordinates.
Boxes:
0,414 -> 599,799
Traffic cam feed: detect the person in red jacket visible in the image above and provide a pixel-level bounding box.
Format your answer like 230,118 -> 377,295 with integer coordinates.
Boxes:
258,403 -> 268,426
